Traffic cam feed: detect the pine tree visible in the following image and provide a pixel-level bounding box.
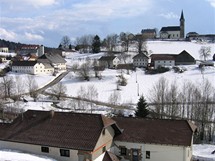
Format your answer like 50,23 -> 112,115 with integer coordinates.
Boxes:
135,95 -> 149,118
92,35 -> 101,53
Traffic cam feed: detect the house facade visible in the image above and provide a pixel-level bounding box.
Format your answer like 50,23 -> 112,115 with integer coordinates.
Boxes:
141,29 -> 156,39
133,52 -> 149,68
111,117 -> 196,161
150,54 -> 175,69
12,61 -> 54,75
0,110 -> 196,161
98,56 -> 120,68
0,47 -> 9,53
175,50 -> 196,65
38,53 -> 67,72
150,50 -> 195,69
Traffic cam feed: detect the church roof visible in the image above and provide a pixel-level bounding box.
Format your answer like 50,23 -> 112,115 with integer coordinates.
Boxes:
160,26 -> 181,32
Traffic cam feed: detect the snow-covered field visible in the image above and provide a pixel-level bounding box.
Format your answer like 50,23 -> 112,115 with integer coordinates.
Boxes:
0,144 -> 214,161
0,149 -> 56,161
0,40 -> 215,160
193,144 -> 215,161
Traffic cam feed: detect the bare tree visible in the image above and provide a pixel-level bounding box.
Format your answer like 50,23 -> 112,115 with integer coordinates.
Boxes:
78,62 -> 91,81
104,34 -> 118,53
60,35 -> 71,49
0,76 -> 14,99
49,82 -> 67,100
87,85 -> 98,113
166,81 -> 179,118
75,35 -> 94,53
150,77 -> 168,118
119,32 -> 133,52
26,75 -> 38,100
199,46 -> 211,61
93,59 -> 105,79
108,91 -> 121,106
134,34 -> 147,54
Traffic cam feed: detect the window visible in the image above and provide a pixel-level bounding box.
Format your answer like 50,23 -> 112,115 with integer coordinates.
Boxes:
102,146 -> 106,153
102,129 -> 105,135
120,147 -> 127,155
146,151 -> 150,159
60,149 -> 70,157
41,146 -> 49,153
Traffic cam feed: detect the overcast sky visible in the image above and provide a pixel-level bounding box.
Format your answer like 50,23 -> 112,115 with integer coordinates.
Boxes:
0,0 -> 215,47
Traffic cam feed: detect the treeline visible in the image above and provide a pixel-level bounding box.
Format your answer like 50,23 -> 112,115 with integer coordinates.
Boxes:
149,77 -> 215,143
59,32 -> 147,54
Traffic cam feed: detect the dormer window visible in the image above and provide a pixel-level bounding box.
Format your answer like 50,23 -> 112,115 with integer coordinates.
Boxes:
102,129 -> 105,135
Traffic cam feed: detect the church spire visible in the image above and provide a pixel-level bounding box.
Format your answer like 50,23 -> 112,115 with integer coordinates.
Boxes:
180,10 -> 185,38
180,10 -> 184,20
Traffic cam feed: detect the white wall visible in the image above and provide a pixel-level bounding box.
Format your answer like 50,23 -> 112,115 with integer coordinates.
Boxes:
112,141 -> 192,161
154,60 -> 175,69
91,126 -> 115,160
0,140 -> 79,161
145,144 -> 192,161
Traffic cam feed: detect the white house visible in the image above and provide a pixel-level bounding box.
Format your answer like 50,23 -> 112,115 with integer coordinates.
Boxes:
0,110 -> 197,161
111,117 -> 196,161
12,61 -> 54,75
0,47 -> 9,53
0,110 -> 122,161
150,54 -> 175,69
98,56 -> 120,68
133,51 -> 149,68
38,53 -> 67,73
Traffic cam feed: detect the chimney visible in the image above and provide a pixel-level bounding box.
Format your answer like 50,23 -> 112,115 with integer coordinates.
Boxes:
50,110 -> 55,118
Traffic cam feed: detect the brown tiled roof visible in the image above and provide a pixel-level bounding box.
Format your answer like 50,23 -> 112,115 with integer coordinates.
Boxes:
133,52 -> 149,59
12,61 -> 37,66
99,56 -> 116,61
103,152 -> 120,161
150,54 -> 176,61
113,117 -> 196,146
0,110 -> 118,151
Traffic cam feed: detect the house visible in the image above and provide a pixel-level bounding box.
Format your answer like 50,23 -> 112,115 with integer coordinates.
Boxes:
38,53 -> 67,72
133,51 -> 149,68
18,45 -> 44,57
12,61 -> 54,75
0,47 -> 9,53
111,117 -> 196,161
0,55 -> 7,63
186,32 -> 199,41
141,29 -> 156,39
160,11 -> 185,39
98,56 -> 120,68
0,110 -> 197,161
150,54 -> 175,69
150,50 -> 195,69
175,50 -> 196,65
0,110 -> 122,161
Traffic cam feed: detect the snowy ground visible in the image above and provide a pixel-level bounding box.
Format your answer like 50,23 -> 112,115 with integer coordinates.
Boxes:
0,41 -> 215,160
0,144 -> 214,161
193,144 -> 215,161
0,149 -> 56,161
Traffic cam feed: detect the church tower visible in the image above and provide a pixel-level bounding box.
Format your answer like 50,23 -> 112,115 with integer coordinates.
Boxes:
180,10 -> 185,38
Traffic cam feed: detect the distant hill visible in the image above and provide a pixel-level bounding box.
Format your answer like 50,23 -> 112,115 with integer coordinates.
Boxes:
0,39 -> 26,51
0,39 -> 60,53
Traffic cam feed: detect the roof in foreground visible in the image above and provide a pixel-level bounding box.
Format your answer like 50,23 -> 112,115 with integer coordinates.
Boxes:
0,110 -> 118,151
113,117 -> 196,146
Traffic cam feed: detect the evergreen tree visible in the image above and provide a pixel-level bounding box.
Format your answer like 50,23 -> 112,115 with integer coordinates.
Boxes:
135,95 -> 149,118
92,35 -> 101,53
